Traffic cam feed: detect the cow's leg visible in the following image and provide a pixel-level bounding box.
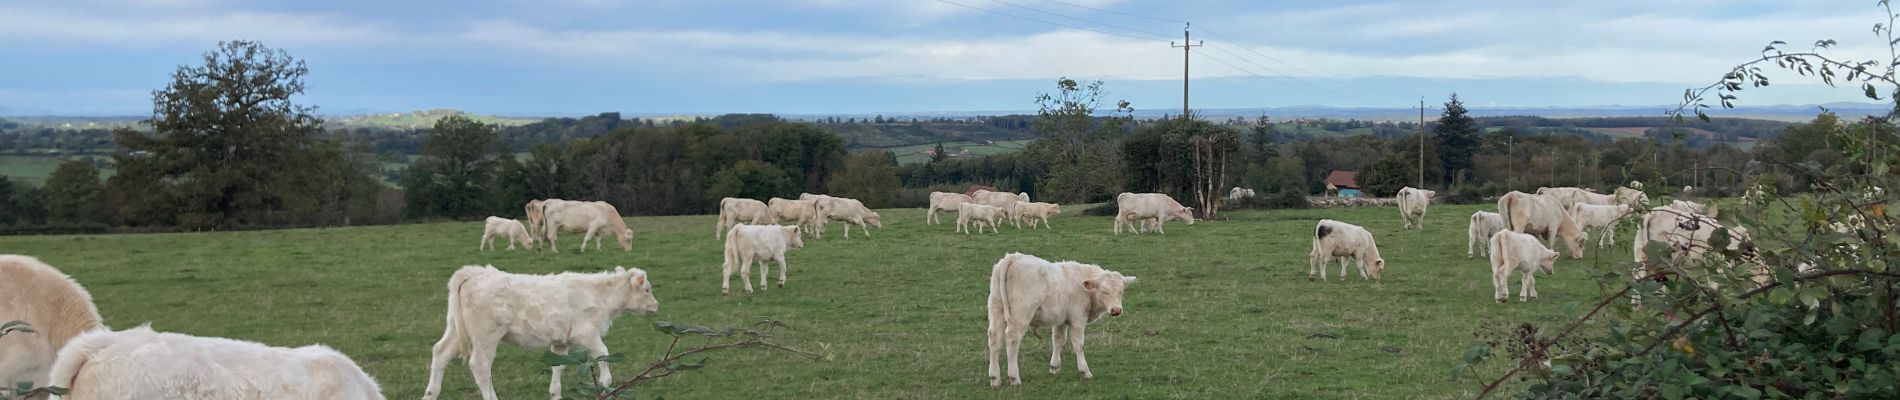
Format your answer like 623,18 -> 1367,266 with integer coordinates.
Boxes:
721,255 -> 734,296
423,323 -> 462,400
739,254 -> 755,294
547,343 -> 569,399
1492,262 -> 1509,303
986,317 -> 1004,386
1338,255 -> 1351,282
756,257 -> 769,292
580,336 -> 615,387
1003,323 -> 1027,385
481,232 -> 492,251
927,208 -> 937,225
546,227 -> 559,252
1520,267 -> 1536,302
861,222 -> 871,237
467,334 -> 503,400
1069,323 -> 1093,379
776,256 -> 788,288
1048,325 -> 1065,375
1467,231 -> 1477,258
1309,252 -> 1326,281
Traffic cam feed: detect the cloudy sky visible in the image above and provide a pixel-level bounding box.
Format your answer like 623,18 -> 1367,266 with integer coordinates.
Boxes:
0,0 -> 1887,115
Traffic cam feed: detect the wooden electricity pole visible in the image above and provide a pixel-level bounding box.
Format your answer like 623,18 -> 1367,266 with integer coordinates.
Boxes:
1418,97 -> 1426,188
1171,23 -> 1202,119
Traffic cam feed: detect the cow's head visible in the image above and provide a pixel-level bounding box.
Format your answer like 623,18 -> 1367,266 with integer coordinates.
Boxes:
1368,258 -> 1385,281
1084,271 -> 1137,320
1560,230 -> 1585,259
1051,204 -> 1063,216
617,228 -> 634,252
1173,207 -> 1196,225
866,211 -> 883,228
617,266 -> 659,314
1537,248 -> 1560,275
783,225 -> 805,248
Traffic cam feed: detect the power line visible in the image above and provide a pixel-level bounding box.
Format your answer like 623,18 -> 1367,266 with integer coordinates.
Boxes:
1194,26 -> 1378,94
1197,46 -> 1368,103
934,0 -> 1169,43
1037,0 -> 1188,24
987,0 -> 1175,41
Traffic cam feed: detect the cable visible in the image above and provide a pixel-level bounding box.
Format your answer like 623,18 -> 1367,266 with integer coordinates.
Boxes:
987,0 -> 1176,41
935,0 -> 1169,43
1037,0 -> 1188,24
1196,26 -> 1376,94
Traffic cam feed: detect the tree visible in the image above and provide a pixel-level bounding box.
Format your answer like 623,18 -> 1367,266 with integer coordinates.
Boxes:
828,151 -> 901,208
43,160 -> 102,225
107,40 -> 345,229
1433,94 -> 1480,186
1027,77 -> 1133,203
404,115 -> 499,219
0,176 -> 15,226
710,160 -> 796,201
930,142 -> 948,163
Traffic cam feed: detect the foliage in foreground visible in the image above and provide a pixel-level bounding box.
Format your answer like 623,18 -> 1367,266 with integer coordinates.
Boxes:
1461,3 -> 1900,398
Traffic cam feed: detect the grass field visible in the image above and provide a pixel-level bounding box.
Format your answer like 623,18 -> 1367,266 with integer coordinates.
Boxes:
0,154 -> 112,186
879,139 -> 1034,164
0,204 -> 1646,399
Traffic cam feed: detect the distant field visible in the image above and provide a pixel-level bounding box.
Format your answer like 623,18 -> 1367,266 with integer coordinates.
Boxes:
329,110 -> 539,129
0,204 -> 1641,398
0,154 -> 111,185
876,139 -> 1034,164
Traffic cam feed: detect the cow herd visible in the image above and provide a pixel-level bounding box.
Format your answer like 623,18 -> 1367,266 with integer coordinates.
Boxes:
2,182 -> 1784,398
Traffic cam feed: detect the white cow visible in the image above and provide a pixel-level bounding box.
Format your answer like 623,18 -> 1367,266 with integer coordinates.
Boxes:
958,203 -> 1004,234
984,253 -> 1137,386
1309,219 -> 1386,282
1666,199 -> 1716,218
1015,202 -> 1062,229
767,198 -> 820,232
926,192 -> 974,225
1632,210 -> 1769,290
973,190 -> 1028,208
524,199 -> 551,236
1488,230 -> 1561,303
1570,203 -> 1632,248
1397,186 -> 1435,230
0,255 -> 104,391
424,265 -> 658,400
480,216 -> 536,251
1613,187 -> 1649,207
1467,211 -> 1506,258
816,196 -> 882,239
722,224 -> 804,295
48,325 -> 384,400
541,200 -> 633,252
1227,187 -> 1256,200
1113,193 -> 1195,235
1497,191 -> 1586,259
1535,187 -> 1598,213
716,197 -> 772,239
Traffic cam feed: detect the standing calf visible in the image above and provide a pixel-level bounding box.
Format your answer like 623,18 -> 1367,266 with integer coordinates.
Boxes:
1488,230 -> 1560,303
1309,219 -> 1386,281
480,216 -> 536,251
1467,211 -> 1505,258
985,253 -> 1137,386
958,203 -> 1004,234
424,265 -> 659,400
722,224 -> 805,295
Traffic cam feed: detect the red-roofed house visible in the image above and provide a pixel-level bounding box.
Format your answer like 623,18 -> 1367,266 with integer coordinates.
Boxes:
1325,170 -> 1361,197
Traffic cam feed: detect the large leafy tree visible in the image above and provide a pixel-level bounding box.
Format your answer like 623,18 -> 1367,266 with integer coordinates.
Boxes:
404,115 -> 499,219
108,40 -> 331,229
1026,77 -> 1133,203
1433,94 -> 1480,186
43,160 -> 102,225
710,160 -> 797,201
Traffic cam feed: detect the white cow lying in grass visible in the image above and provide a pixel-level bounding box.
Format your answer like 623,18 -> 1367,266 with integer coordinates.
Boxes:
1569,203 -> 1631,248
958,203 -> 1004,234
985,253 -> 1136,386
0,255 -> 104,392
1467,211 -> 1505,258
1488,230 -> 1560,303
716,197 -> 772,239
424,265 -> 659,400
49,325 -> 384,400
480,216 -> 536,251
1309,219 -> 1385,282
722,224 -> 804,295
926,192 -> 973,225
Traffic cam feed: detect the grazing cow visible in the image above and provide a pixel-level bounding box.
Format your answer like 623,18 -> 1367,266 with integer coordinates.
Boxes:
541,200 -> 633,253
1570,203 -> 1631,248
1113,193 -> 1195,235
958,203 -> 1004,234
815,196 -> 882,239
1227,187 -> 1256,200
1015,202 -> 1062,229
423,265 -> 658,400
1613,187 -> 1649,207
480,216 -> 536,251
715,198 -> 772,239
984,253 -> 1136,386
926,192 -> 974,225
0,255 -> 103,391
1488,230 -> 1561,303
1467,211 -> 1506,258
1630,210 -> 1773,297
1396,187 -> 1435,230
721,224 -> 804,295
973,190 -> 1028,208
1497,191 -> 1586,259
767,198 -> 820,232
1534,187 -> 1599,213
1309,219 -> 1386,282
47,326 -> 384,400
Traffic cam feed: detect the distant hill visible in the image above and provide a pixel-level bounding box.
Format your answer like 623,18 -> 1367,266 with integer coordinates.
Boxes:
327,109 -> 539,129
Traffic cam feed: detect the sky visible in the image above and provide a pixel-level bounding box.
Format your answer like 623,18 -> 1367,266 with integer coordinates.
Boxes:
0,0 -> 1890,116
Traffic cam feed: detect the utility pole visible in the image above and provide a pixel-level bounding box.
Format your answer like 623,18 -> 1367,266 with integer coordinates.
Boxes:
1418,97 -> 1426,188
1171,23 -> 1202,119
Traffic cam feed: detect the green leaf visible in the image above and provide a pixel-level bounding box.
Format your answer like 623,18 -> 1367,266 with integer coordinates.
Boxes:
542,350 -> 583,367
1663,384 -> 1684,400
14,382 -> 30,396
1799,290 -> 1820,309
1865,83 -> 1881,100
1768,287 -> 1794,305
596,353 -> 626,363
1451,363 -> 1471,380
653,321 -> 676,335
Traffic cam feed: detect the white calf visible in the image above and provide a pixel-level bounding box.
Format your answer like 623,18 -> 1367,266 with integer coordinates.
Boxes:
1488,230 -> 1561,303
423,265 -> 658,400
985,253 -> 1136,386
722,224 -> 805,295
958,203 -> 1004,234
1309,219 -> 1386,281
480,216 -> 535,251
1467,211 -> 1505,258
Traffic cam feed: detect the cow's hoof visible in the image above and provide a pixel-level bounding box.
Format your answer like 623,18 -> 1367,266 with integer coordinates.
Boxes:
1008,377 -> 1022,385
1049,366 -> 1059,375
1081,371 -> 1094,379
778,283 -> 784,288
989,377 -> 1000,387
1496,298 -> 1507,304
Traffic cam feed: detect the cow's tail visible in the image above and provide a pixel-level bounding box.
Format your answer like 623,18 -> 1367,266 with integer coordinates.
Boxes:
722,228 -> 739,274
438,267 -> 479,358
1499,194 -> 1517,230
44,327 -> 114,399
988,254 -> 1017,330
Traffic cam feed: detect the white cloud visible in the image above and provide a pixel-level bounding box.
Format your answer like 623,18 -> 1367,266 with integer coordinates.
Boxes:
0,4 -> 390,46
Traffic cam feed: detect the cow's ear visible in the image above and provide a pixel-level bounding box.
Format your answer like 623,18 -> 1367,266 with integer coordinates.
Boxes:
615,266 -> 626,273
1082,279 -> 1098,291
633,274 -> 646,287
